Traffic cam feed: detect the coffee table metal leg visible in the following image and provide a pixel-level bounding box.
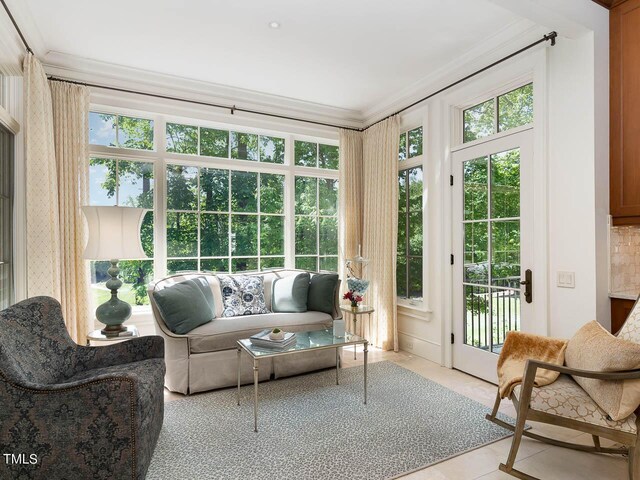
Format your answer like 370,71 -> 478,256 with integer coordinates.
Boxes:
253,358 -> 259,433
363,341 -> 368,405
236,346 -> 241,406
335,348 -> 339,385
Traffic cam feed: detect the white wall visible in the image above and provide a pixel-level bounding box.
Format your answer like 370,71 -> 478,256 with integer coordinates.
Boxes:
545,32 -> 609,337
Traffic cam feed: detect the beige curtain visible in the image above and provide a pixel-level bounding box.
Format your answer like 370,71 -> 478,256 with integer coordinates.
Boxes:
338,130 -> 365,335
24,54 -> 61,300
362,116 -> 400,351
23,53 -> 91,343
50,81 -> 91,343
339,117 -> 400,350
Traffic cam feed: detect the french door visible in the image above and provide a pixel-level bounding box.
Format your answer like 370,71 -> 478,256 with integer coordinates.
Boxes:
452,129 -> 534,383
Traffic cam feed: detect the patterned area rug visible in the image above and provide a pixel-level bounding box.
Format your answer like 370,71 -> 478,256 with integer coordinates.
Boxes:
148,361 -> 512,479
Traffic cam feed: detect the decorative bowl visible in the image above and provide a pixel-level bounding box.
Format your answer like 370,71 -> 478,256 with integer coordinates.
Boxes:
269,330 -> 284,340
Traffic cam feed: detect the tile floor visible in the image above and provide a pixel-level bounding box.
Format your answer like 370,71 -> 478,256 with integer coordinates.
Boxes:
163,347 -> 629,479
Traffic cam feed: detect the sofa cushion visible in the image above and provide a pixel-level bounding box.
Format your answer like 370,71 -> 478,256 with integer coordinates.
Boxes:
308,273 -> 339,315
152,279 -> 214,334
187,311 -> 333,353
218,275 -> 269,317
565,320 -> 640,421
272,272 -> 310,313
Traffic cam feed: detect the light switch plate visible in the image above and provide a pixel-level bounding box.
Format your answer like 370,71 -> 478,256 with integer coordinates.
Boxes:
557,271 -> 575,288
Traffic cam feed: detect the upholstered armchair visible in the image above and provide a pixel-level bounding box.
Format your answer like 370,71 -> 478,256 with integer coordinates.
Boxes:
487,300 -> 640,480
0,297 -> 165,479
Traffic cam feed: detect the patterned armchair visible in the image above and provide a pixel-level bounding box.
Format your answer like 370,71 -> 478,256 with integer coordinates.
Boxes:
487,300 -> 640,480
0,297 -> 165,479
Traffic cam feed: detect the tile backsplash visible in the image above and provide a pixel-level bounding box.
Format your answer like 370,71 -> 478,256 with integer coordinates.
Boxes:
610,225 -> 640,294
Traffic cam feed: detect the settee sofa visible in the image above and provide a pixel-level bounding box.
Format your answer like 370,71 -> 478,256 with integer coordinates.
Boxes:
148,269 -> 342,394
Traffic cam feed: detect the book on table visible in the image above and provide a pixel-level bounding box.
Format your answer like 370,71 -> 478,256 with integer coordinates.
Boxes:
249,329 -> 297,349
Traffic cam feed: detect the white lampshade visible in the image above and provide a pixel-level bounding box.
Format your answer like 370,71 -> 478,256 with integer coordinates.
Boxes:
82,206 -> 148,260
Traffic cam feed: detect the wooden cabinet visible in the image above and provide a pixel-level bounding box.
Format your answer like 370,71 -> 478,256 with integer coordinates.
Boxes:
611,297 -> 634,333
610,0 -> 640,224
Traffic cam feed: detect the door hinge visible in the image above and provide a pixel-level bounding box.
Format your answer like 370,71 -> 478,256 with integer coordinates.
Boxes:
450,175 -> 454,186
451,333 -> 455,344
450,254 -> 454,265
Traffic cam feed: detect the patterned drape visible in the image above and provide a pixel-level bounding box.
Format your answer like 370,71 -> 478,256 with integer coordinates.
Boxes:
23,53 -> 91,343
24,54 -> 61,299
339,117 -> 400,350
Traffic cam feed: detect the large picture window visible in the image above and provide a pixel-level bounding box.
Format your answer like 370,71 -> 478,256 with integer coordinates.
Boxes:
88,158 -> 154,307
88,111 -> 339,301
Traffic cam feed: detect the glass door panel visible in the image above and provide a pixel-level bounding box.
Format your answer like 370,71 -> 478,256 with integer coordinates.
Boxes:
462,148 -> 521,354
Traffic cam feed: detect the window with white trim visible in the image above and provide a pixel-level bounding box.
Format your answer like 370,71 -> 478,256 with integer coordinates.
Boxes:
88,110 -> 339,309
397,126 -> 424,303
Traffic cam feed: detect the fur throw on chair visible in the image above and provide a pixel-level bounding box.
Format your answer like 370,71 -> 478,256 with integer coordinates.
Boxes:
497,331 -> 567,398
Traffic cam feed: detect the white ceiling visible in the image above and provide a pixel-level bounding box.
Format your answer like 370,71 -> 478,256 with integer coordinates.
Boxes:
20,0 -> 523,113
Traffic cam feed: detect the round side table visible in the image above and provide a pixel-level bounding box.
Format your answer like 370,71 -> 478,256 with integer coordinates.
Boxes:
86,325 -> 139,346
339,305 -> 374,359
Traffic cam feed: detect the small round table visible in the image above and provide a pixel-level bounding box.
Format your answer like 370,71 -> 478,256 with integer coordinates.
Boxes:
86,325 -> 139,346
340,305 -> 374,359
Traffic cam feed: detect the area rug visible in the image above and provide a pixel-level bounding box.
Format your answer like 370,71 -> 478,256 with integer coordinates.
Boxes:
147,361 -> 513,479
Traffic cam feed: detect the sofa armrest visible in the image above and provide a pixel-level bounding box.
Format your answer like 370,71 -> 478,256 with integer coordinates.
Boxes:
74,335 -> 164,370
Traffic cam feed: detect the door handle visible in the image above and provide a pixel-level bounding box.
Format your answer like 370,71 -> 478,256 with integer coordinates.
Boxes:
520,269 -> 532,304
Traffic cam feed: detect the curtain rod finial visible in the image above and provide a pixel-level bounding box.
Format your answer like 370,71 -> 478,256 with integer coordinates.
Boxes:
545,31 -> 558,46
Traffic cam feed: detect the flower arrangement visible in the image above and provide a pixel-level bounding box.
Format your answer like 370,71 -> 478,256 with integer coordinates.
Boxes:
343,290 -> 364,309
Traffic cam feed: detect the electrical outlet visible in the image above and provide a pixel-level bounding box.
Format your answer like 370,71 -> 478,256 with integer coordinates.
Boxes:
405,340 -> 414,350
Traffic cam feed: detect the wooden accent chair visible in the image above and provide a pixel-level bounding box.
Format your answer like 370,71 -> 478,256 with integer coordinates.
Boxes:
487,299 -> 640,480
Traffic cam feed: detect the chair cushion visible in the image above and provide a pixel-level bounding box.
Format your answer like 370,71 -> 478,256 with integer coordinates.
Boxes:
152,279 -> 214,334
272,272 -> 310,313
307,273 -> 339,315
187,311 -> 333,353
618,297 -> 640,344
565,320 -> 640,421
513,374 -> 637,434
218,275 -> 269,317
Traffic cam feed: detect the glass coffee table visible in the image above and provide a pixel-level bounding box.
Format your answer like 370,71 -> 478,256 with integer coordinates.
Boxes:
236,329 -> 368,432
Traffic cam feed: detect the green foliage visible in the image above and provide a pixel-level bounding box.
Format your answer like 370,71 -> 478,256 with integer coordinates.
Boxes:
319,144 -> 339,169
318,179 -> 338,215
295,216 -> 317,255
295,256 -> 317,271
464,99 -> 494,143
260,136 -> 285,164
261,216 -> 284,255
231,171 -> 258,212
201,128 -> 229,157
117,115 -> 153,150
398,132 -> 407,161
295,176 -> 317,215
260,174 -> 284,214
166,123 -> 198,154
295,141 -> 317,167
200,168 -> 228,212
167,165 -> 198,210
231,132 -> 258,161
408,127 -> 423,158
498,84 -> 533,132
397,167 -> 423,300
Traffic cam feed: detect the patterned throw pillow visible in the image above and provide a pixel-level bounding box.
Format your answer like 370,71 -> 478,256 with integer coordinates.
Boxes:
218,275 -> 269,317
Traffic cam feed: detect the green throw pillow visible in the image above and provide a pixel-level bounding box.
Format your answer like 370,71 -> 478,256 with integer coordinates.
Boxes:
190,276 -> 215,312
272,272 -> 310,313
307,273 -> 339,315
153,279 -> 214,334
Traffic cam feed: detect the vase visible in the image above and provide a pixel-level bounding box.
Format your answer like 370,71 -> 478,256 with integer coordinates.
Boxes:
351,304 -> 359,313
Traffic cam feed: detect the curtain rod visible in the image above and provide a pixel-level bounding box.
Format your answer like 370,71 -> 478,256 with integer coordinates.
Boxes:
1,0 -> 557,132
1,0 -> 33,54
49,31 -> 557,132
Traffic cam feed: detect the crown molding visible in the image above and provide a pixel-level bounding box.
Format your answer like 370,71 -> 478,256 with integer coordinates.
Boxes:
41,51 -> 366,130
361,19 -> 542,124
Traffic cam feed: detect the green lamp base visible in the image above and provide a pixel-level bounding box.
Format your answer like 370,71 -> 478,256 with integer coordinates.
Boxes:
95,259 -> 132,336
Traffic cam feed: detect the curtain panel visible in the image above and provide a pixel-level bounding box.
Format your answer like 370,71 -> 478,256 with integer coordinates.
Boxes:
50,81 -> 91,343
23,53 -> 91,343
339,116 -> 400,350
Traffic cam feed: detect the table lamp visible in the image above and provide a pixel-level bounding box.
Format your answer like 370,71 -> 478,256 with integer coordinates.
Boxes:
82,206 -> 148,335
